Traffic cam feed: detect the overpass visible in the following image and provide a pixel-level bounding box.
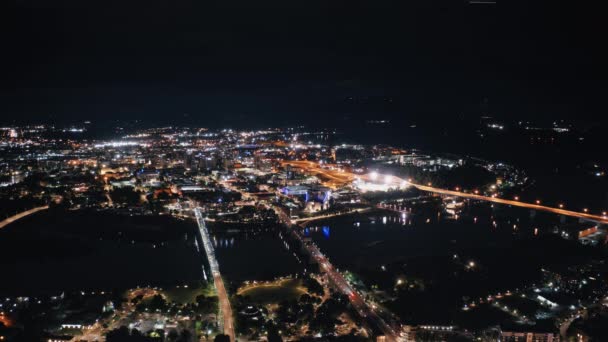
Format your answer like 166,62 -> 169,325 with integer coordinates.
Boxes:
194,207 -> 235,341
412,184 -> 608,224
280,160 -> 608,224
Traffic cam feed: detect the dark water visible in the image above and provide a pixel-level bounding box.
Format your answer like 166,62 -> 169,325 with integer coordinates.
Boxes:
302,203 -> 601,324
0,210 -> 203,295
210,225 -> 304,282
305,202 -> 593,273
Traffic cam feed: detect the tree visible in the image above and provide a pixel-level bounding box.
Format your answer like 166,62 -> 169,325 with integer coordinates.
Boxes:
266,324 -> 283,342
195,294 -> 218,314
149,294 -> 167,310
214,334 -> 231,342
110,186 -> 141,205
166,330 -> 179,342
105,326 -> 159,342
131,294 -> 144,304
303,276 -> 324,297
176,330 -> 192,342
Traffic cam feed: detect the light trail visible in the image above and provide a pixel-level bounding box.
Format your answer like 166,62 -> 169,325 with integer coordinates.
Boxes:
281,160 -> 608,224
0,206 -> 49,230
411,184 -> 608,224
290,228 -> 401,341
194,206 -> 235,341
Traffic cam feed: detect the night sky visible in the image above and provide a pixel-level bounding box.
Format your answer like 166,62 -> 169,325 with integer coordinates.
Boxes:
2,1 -> 606,126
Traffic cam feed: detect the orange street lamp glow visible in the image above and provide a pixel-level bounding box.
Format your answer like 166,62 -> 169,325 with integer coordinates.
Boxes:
559,204 -> 564,208
536,200 -> 540,204
514,196 -> 519,201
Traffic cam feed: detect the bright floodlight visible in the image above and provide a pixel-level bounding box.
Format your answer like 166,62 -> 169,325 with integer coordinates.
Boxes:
384,175 -> 392,184
401,180 -> 408,188
370,171 -> 378,181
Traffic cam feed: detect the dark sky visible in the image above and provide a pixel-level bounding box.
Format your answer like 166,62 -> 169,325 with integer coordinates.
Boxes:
2,0 -> 606,126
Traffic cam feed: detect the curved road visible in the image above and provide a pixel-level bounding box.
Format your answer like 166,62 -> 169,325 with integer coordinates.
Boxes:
0,206 -> 49,230
412,184 -> 608,224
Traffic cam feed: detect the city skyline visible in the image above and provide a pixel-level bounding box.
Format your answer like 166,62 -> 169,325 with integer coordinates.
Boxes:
2,1 -> 608,341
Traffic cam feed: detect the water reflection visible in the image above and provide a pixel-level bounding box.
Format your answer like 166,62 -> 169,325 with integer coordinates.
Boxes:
322,226 -> 330,239
211,228 -> 304,281
212,236 -> 235,248
303,201 -> 587,269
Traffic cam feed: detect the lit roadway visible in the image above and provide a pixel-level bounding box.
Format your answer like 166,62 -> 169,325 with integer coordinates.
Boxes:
281,160 -> 608,224
291,229 -> 401,341
194,206 -> 235,341
218,175 -> 400,340
0,205 -> 49,229
293,208 -> 371,226
412,184 -> 608,224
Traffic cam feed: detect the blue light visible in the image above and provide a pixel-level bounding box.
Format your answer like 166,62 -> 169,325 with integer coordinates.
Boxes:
323,190 -> 331,203
322,226 -> 330,239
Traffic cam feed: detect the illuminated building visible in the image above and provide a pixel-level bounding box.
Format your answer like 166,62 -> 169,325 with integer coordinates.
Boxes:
501,331 -> 560,342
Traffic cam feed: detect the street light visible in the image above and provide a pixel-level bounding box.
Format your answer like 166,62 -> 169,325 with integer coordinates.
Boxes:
370,171 -> 378,181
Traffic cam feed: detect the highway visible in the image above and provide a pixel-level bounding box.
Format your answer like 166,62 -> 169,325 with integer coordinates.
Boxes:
0,205 -> 49,229
412,184 -> 608,224
281,160 -> 608,224
194,206 -> 235,341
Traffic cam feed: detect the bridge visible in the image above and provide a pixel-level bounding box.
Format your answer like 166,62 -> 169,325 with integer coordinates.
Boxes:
412,183 -> 608,224
293,208 -> 372,227
281,160 -> 608,224
194,207 -> 235,341
0,206 -> 49,230
218,172 -> 401,340
289,227 -> 401,341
